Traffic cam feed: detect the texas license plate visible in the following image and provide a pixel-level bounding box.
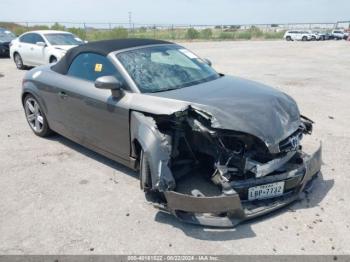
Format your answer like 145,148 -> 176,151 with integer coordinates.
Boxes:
248,181 -> 285,201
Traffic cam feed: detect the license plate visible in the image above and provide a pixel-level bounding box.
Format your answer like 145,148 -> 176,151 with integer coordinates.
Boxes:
248,181 -> 285,201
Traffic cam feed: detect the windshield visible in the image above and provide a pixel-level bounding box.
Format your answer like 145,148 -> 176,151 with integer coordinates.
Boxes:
117,45 -> 220,93
0,30 -> 15,42
44,33 -> 83,45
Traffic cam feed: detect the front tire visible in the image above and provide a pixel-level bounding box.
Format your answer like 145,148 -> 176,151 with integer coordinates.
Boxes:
140,149 -> 152,192
24,95 -> 52,137
286,36 -> 292,41
139,149 -> 164,203
14,53 -> 25,70
302,36 -> 307,41
50,56 -> 57,63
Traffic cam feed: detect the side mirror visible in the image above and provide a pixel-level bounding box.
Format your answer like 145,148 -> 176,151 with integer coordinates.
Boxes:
95,75 -> 124,97
203,58 -> 212,67
36,41 -> 46,47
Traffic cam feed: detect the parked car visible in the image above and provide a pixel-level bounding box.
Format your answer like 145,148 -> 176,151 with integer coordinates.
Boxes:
331,29 -> 348,40
310,31 -> 331,41
10,30 -> 84,69
21,39 -> 322,227
307,31 -> 321,41
284,30 -> 313,41
0,28 -> 16,57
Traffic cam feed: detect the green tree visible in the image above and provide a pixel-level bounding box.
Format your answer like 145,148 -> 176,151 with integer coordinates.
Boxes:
51,22 -> 65,31
139,26 -> 147,33
249,26 -> 263,38
200,28 -> 213,39
186,28 -> 199,40
32,25 -> 50,30
13,27 -> 28,36
219,32 -> 234,39
109,27 -> 128,39
68,27 -> 87,40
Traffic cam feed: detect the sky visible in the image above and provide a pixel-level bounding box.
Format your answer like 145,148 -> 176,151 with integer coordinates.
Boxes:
0,0 -> 349,25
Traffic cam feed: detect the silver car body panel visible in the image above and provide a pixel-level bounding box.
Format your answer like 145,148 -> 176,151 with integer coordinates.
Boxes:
21,41 -> 322,227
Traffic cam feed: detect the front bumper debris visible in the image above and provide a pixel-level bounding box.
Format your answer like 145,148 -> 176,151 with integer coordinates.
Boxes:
163,144 -> 322,227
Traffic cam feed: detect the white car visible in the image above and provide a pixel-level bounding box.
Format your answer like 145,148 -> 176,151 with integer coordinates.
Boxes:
308,31 -> 322,41
331,30 -> 348,40
283,30 -> 313,41
10,30 -> 84,69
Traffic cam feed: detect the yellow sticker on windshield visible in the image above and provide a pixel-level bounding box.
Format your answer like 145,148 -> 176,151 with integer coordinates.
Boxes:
95,63 -> 103,72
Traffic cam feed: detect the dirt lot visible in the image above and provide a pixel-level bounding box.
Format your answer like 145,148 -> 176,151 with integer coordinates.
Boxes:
0,40 -> 349,255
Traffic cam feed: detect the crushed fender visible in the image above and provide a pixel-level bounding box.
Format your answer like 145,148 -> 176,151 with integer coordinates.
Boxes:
130,106 -> 321,227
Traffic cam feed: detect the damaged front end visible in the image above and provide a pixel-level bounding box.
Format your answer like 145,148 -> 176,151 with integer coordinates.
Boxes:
131,108 -> 322,228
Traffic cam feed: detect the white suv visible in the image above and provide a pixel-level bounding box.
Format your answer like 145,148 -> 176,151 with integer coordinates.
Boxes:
284,30 -> 313,41
10,30 -> 84,69
331,30 -> 348,40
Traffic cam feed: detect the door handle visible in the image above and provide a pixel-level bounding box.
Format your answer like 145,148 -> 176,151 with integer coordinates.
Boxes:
58,91 -> 68,99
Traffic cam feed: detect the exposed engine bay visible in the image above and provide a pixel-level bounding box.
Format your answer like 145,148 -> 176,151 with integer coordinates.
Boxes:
130,107 -> 321,227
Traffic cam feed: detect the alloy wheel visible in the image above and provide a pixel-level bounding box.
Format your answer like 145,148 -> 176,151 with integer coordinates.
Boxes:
24,98 -> 44,133
14,54 -> 23,69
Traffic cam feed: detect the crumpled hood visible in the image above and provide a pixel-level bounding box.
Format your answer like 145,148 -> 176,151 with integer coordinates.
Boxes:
148,75 -> 301,150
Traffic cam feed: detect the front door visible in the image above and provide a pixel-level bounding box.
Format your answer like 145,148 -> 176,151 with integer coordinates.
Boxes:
28,33 -> 46,65
56,52 -> 130,160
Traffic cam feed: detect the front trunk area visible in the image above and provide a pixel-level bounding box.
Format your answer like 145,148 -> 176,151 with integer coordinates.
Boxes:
131,108 -> 322,227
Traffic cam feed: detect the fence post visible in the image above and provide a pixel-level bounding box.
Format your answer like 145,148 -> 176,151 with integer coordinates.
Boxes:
83,23 -> 87,37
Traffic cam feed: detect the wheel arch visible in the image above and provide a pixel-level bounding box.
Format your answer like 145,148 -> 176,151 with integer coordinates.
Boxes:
21,91 -> 32,106
131,138 -> 142,169
21,88 -> 48,116
12,51 -> 20,61
130,111 -> 175,191
49,55 -> 57,63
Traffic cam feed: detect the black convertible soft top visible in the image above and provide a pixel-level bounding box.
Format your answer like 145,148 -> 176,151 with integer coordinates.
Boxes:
51,38 -> 171,74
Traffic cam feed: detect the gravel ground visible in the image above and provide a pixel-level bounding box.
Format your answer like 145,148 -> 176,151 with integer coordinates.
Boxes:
0,40 -> 349,255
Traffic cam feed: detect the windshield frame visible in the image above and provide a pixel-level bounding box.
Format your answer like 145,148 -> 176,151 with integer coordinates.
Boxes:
44,33 -> 83,46
113,44 -> 220,94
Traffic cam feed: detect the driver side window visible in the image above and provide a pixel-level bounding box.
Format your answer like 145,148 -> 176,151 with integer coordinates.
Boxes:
67,52 -> 124,83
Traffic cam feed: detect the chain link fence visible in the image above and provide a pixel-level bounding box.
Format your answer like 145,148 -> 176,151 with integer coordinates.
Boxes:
1,21 -> 349,41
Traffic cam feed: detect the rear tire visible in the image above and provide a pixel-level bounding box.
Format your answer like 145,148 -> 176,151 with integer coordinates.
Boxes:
286,36 -> 292,41
14,53 -> 25,70
23,95 -> 53,137
302,36 -> 307,41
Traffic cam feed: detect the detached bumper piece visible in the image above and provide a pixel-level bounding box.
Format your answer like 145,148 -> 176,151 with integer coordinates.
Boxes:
163,144 -> 322,227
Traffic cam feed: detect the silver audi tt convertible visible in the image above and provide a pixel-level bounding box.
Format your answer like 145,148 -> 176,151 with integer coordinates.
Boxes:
21,39 -> 322,227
